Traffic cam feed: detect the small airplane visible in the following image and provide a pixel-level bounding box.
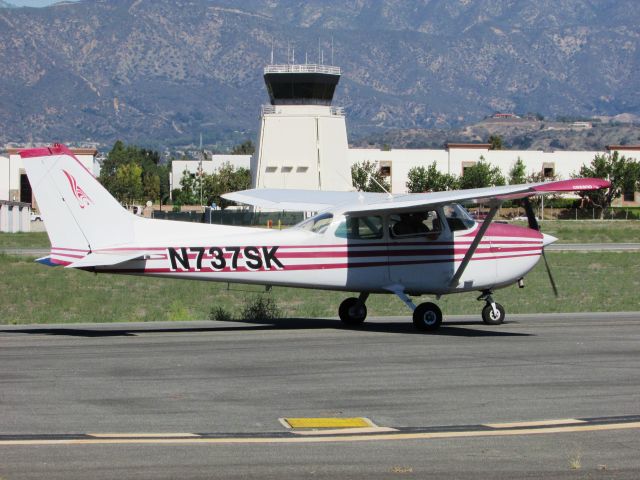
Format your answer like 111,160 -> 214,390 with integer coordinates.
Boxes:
20,144 -> 610,331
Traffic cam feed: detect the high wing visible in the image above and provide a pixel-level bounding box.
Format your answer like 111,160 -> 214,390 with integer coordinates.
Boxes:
223,178 -> 610,214
222,189 -> 389,212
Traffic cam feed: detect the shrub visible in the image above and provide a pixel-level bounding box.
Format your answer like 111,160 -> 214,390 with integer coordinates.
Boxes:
209,306 -> 234,322
240,296 -> 281,322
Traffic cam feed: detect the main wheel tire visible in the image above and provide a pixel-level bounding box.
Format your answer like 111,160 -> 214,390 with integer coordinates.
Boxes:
412,302 -> 442,331
482,302 -> 505,325
338,297 -> 367,326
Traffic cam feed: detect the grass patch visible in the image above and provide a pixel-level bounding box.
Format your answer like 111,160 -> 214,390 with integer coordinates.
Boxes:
1,251 -> 638,325
523,220 -> 640,243
0,232 -> 50,248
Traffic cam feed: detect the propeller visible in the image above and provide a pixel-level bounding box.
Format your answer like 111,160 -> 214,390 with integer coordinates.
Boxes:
522,197 -> 558,297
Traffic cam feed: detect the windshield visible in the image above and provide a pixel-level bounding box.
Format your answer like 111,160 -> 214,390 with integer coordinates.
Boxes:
294,212 -> 334,234
443,203 -> 476,231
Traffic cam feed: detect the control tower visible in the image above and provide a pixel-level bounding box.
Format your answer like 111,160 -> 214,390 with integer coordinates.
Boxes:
252,64 -> 352,191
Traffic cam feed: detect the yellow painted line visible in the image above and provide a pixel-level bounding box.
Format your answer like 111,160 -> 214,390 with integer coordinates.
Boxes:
485,418 -> 586,429
89,433 -> 199,438
1,422 -> 639,446
292,427 -> 398,436
283,417 -> 373,429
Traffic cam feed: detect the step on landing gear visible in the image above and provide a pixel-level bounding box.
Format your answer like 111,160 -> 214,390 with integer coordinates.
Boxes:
478,290 -> 505,325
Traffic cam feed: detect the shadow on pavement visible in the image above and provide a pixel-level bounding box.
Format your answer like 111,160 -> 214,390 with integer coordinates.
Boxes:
0,318 -> 532,338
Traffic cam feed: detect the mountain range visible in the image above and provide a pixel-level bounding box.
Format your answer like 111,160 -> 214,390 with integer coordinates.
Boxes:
0,0 -> 639,148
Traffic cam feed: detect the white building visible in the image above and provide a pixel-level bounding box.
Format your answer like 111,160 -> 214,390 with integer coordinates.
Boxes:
0,155 -> 9,201
170,154 -> 251,194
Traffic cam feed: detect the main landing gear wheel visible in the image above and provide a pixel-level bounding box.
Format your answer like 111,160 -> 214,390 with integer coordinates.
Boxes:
482,302 -> 505,325
339,297 -> 367,326
413,302 -> 442,332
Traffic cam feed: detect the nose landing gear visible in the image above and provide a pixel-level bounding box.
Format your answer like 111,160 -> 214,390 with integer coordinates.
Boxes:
478,290 -> 505,325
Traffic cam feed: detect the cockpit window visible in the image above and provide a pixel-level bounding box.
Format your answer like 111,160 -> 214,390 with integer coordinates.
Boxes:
334,216 -> 384,240
295,212 -> 334,234
443,203 -> 476,231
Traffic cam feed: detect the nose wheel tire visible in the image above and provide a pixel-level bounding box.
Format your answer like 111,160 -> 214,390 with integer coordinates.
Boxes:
339,297 -> 367,326
413,302 -> 442,331
482,302 -> 505,325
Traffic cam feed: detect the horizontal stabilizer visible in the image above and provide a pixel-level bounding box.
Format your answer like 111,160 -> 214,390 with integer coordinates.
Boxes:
66,252 -> 145,269
35,256 -> 60,267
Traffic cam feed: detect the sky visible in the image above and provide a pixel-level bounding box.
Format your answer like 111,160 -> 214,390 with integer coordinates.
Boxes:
9,0 -> 78,6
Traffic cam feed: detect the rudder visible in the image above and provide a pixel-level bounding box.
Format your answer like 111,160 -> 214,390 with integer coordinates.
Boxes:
20,144 -> 136,260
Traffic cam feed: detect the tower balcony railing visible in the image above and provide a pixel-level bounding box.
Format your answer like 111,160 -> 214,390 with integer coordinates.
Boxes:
264,64 -> 341,75
261,105 -> 344,116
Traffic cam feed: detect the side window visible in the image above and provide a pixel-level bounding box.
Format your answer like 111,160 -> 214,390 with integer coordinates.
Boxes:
335,216 -> 384,240
390,210 -> 442,237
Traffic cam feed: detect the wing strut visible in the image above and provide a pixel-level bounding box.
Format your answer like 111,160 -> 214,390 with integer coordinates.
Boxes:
448,201 -> 502,288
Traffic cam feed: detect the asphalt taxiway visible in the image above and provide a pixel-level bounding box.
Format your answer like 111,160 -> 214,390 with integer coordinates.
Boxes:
1,312 -> 639,479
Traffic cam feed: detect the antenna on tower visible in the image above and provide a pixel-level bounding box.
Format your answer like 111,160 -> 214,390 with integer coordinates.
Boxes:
331,36 -> 334,65
292,46 -> 295,64
270,38 -> 274,64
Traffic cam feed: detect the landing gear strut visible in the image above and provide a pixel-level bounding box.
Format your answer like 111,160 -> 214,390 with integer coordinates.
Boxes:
338,293 -> 369,326
478,290 -> 505,325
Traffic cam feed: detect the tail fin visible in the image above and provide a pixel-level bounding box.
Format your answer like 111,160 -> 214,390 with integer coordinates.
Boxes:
20,144 -> 136,256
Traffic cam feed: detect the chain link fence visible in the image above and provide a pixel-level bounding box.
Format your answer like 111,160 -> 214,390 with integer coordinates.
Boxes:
153,209 -> 305,227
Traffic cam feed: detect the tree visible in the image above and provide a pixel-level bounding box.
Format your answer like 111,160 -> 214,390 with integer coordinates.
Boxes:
99,140 -> 168,205
576,152 -> 639,217
488,135 -> 503,150
231,140 -> 255,155
202,163 -> 251,208
143,173 -> 161,203
351,160 -> 390,193
459,158 -> 505,189
508,157 -> 527,185
174,168 -> 199,205
114,163 -> 143,205
406,162 -> 459,192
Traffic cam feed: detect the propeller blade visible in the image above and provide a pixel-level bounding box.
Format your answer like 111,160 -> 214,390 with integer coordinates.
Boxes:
522,197 -> 539,231
541,248 -> 559,297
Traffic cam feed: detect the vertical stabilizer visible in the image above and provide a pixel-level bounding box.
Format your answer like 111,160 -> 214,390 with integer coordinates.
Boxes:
20,145 -> 136,258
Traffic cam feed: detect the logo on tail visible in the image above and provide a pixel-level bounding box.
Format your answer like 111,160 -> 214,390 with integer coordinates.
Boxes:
63,170 -> 93,208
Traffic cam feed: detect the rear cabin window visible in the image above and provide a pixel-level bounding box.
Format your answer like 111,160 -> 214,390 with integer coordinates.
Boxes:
334,216 -> 384,240
390,210 -> 442,237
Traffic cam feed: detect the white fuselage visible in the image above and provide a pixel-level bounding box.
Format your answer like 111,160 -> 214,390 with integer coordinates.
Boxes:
51,214 -> 544,296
